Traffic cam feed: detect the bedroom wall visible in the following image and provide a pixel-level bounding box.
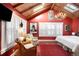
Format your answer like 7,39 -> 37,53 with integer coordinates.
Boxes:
27,11 -> 72,40
72,17 -> 79,33
63,17 -> 72,35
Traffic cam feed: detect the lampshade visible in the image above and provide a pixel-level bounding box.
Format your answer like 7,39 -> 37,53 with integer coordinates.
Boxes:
72,32 -> 75,35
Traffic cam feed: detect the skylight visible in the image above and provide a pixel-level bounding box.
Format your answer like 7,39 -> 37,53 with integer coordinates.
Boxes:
64,4 -> 79,13
33,4 -> 44,12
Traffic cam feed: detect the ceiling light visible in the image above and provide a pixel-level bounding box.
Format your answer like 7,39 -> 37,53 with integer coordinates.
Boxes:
48,10 -> 55,20
64,4 -> 79,13
55,12 -> 67,20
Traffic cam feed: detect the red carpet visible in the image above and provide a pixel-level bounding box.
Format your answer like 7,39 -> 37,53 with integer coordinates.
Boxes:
37,43 -> 72,56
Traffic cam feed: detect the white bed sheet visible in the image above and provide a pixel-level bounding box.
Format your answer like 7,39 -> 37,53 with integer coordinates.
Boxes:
56,36 -> 79,52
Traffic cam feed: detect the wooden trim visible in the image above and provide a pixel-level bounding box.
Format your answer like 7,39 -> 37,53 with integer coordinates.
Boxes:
27,4 -> 52,20
50,4 -> 55,10
21,3 -> 41,13
10,49 -> 19,56
13,3 -> 23,8
1,44 -> 18,56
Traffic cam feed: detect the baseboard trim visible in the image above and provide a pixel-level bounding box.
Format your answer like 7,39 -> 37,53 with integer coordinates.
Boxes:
38,40 -> 57,43
38,40 -> 56,41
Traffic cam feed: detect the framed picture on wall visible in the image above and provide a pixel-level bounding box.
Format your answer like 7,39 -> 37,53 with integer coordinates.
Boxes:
30,23 -> 37,33
65,25 -> 71,32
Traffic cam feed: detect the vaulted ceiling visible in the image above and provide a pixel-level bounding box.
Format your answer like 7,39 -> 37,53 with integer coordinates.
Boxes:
53,3 -> 79,19
2,3 -> 79,20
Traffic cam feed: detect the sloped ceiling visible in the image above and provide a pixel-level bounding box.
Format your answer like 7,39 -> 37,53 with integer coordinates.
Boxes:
53,3 -> 79,18
2,3 -> 79,20
10,3 -> 52,20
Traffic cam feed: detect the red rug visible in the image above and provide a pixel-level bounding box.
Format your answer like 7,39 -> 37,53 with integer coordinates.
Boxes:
37,43 -> 72,56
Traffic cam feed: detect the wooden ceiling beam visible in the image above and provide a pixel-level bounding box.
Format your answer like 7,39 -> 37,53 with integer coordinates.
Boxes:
50,3 -> 55,10
27,4 -> 52,20
20,3 -> 41,13
73,3 -> 79,7
52,4 -> 75,18
13,3 -> 24,8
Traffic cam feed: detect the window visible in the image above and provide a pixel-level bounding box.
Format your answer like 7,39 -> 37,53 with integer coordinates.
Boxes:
33,4 -> 44,12
39,22 -> 63,37
6,14 -> 15,45
1,12 -> 27,54
64,4 -> 79,13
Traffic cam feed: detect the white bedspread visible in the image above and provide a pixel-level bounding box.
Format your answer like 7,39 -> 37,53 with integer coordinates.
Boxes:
56,36 -> 79,55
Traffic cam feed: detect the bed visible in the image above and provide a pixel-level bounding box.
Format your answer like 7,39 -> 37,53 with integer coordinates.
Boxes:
56,36 -> 79,56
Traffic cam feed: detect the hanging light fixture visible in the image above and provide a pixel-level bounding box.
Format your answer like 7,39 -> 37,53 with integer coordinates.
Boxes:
48,10 -> 55,20
48,4 -> 55,20
55,12 -> 67,20
18,20 -> 23,37
19,20 -> 23,27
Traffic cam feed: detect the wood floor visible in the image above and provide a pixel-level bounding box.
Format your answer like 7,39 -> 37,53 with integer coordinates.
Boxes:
11,42 -> 72,56
37,43 -> 72,56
